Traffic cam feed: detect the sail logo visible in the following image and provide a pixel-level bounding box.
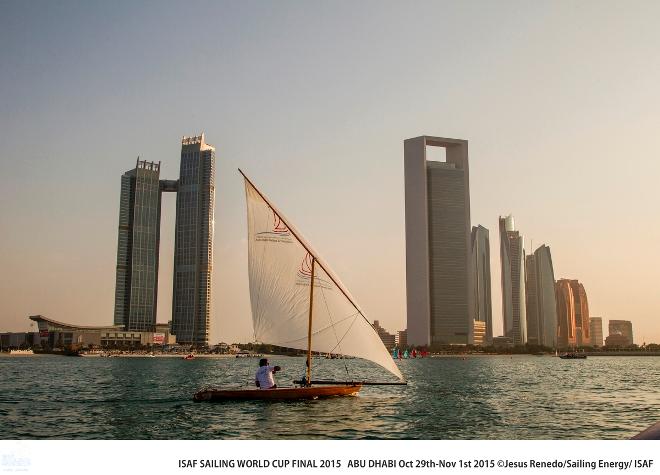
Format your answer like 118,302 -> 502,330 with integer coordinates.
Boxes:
256,210 -> 293,243
296,253 -> 332,289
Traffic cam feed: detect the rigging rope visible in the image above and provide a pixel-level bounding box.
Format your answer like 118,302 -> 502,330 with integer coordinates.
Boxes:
318,281 -> 351,380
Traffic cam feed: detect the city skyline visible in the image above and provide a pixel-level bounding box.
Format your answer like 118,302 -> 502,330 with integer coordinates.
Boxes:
2,2 -> 660,344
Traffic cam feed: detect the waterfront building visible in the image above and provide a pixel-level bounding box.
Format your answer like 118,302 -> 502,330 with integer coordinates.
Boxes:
590,317 -> 604,347
472,320 -> 486,346
172,134 -> 216,346
605,334 -> 632,347
569,280 -> 590,346
525,245 -> 557,347
113,160 -> 162,332
608,319 -> 634,347
471,225 -> 492,345
492,336 -> 514,348
404,136 -> 472,346
0,332 -> 40,350
396,329 -> 408,349
373,321 -> 396,350
499,215 -> 526,345
555,279 -> 576,349
27,315 -> 175,348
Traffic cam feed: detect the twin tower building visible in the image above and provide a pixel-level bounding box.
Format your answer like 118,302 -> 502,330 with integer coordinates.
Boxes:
113,134 -> 215,346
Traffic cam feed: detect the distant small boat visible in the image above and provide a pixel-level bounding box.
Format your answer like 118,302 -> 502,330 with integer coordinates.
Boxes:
559,352 -> 587,359
9,349 -> 34,355
183,354 -> 195,360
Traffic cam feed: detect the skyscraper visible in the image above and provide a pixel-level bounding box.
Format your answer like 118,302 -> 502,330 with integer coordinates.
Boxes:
471,225 -> 492,345
555,279 -> 576,349
405,136 -> 472,346
533,245 -> 557,348
113,160 -> 162,332
524,254 -> 539,345
589,317 -> 603,347
172,134 -> 216,346
569,280 -> 590,346
525,245 -> 558,347
499,215 -> 526,345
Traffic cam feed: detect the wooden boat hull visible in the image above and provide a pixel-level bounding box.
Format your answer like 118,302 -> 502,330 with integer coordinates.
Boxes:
193,384 -> 362,402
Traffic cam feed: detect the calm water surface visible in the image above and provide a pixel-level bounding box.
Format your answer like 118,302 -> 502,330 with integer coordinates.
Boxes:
1,355 -> 658,439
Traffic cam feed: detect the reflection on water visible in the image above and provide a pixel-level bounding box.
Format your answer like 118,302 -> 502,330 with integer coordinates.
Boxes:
0,355 -> 658,439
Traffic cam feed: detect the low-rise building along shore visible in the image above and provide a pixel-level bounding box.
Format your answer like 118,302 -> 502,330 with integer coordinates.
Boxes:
1,315 -> 175,350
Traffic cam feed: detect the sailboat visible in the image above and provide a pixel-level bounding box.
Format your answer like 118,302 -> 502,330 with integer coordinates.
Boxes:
193,171 -> 405,402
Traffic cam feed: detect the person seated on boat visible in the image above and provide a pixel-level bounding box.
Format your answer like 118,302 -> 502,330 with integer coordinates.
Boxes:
255,358 -> 281,390
298,358 -> 310,387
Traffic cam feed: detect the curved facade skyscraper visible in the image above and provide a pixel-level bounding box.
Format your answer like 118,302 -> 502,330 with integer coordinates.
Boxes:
555,279 -> 576,349
524,254 -> 539,345
534,245 -> 557,348
525,245 -> 557,347
569,280 -> 590,347
499,215 -> 526,345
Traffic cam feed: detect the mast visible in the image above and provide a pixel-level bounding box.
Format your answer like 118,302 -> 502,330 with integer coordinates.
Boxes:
306,257 -> 316,386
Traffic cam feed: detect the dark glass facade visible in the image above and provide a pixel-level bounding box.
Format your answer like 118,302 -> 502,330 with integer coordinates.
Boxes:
426,160 -> 470,345
499,215 -> 526,345
471,225 -> 492,345
534,245 -> 557,348
113,160 -> 161,332
172,134 -> 215,346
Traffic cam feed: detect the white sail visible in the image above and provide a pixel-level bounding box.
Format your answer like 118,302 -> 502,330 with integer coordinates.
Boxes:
244,176 -> 404,380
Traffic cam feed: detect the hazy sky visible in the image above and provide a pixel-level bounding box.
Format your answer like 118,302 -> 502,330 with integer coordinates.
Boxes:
1,1 -> 659,344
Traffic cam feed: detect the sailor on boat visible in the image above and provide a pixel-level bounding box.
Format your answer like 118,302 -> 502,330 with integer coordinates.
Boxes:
255,358 -> 281,389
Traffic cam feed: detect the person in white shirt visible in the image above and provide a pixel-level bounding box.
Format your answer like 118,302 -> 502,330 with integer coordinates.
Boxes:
255,358 -> 281,390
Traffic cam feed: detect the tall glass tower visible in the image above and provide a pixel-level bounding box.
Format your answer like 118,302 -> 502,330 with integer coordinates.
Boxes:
113,160 -> 162,332
534,245 -> 557,348
556,279 -> 577,348
404,136 -> 472,347
471,225 -> 492,345
499,214 -> 526,345
525,245 -> 557,347
569,280 -> 590,346
171,133 -> 216,346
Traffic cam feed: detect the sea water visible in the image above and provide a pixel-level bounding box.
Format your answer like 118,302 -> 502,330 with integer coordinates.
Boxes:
0,354 -> 658,439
